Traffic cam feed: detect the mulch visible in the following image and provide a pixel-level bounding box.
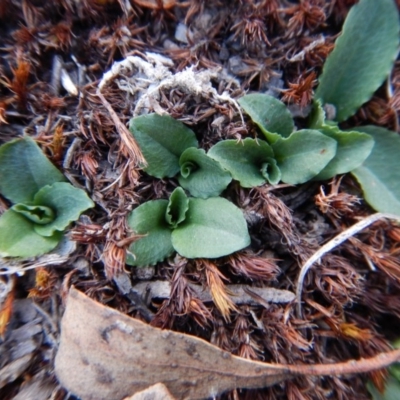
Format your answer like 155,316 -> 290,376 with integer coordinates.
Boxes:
1,1 -> 400,399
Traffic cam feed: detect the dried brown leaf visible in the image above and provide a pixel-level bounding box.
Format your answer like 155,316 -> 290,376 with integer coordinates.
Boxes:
55,288 -> 400,400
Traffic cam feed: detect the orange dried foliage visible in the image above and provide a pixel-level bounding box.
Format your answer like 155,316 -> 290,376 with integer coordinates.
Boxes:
12,25 -> 37,47
202,260 -> 237,321
0,287 -> 14,338
41,93 -> 66,110
77,151 -> 99,178
6,58 -> 31,109
226,252 -> 280,282
284,1 -> 326,38
315,177 -> 360,218
231,14 -> 270,47
103,241 -> 127,279
339,323 -> 374,341
369,369 -> 388,393
49,22 -> 72,50
187,298 -> 213,329
282,71 -> 317,108
51,124 -> 66,163
388,226 -> 400,242
28,267 -> 57,299
304,40 -> 335,67
357,241 -> 400,284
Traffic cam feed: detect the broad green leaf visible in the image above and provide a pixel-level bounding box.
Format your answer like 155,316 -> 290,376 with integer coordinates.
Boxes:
208,138 -> 277,187
0,137 -> 66,204
33,183 -> 94,237
129,114 -> 198,178
314,126 -> 374,180
351,126 -> 400,215
166,187 -> 189,228
315,0 -> 399,122
0,210 -> 61,258
127,200 -> 174,267
178,148 -> 232,198
238,94 -> 294,143
272,130 -> 337,184
12,204 -> 55,225
172,197 -> 250,258
367,374 -> 400,400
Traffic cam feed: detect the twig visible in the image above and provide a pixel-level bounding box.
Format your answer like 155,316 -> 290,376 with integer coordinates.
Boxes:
133,280 -> 295,306
295,212 -> 400,317
285,348 -> 400,376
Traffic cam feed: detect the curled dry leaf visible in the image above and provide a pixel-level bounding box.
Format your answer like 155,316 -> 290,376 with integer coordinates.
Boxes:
55,288 -> 400,400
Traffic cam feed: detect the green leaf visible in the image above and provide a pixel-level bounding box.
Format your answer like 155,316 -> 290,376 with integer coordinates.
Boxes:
351,126 -> 400,215
129,113 -> 198,178
315,0 -> 399,122
12,204 -> 55,225
127,200 -> 174,267
309,99 -> 326,128
272,130 -> 337,184
313,126 -> 374,180
33,182 -> 94,237
367,374 -> 400,400
0,137 -> 66,204
208,138 -> 277,187
178,148 -> 232,198
0,210 -> 61,258
166,187 -> 189,228
172,197 -> 250,259
391,364 -> 400,383
260,157 -> 281,185
238,94 -> 294,143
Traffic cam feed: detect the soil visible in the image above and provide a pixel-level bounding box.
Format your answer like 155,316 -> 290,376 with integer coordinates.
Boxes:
1,1 -> 400,399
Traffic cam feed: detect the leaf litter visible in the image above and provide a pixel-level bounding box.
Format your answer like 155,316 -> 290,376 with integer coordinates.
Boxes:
56,288 -> 400,400
0,1 -> 400,399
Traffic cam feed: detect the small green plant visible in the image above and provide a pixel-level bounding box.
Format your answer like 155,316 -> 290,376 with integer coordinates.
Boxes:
129,113 -> 232,198
239,0 -> 400,214
0,137 -> 94,258
128,114 -> 253,266
127,0 -> 400,267
314,0 -> 400,215
127,187 -> 250,266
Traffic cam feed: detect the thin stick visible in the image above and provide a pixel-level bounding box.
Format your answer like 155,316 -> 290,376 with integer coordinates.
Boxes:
295,213 -> 400,317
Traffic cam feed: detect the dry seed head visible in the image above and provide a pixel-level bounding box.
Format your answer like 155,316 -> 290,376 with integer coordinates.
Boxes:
339,323 -> 374,341
103,241 -> 127,279
28,267 -> 57,299
202,259 -> 237,321
226,252 -> 280,281
315,177 -> 360,218
282,71 -> 317,108
284,1 -> 326,38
